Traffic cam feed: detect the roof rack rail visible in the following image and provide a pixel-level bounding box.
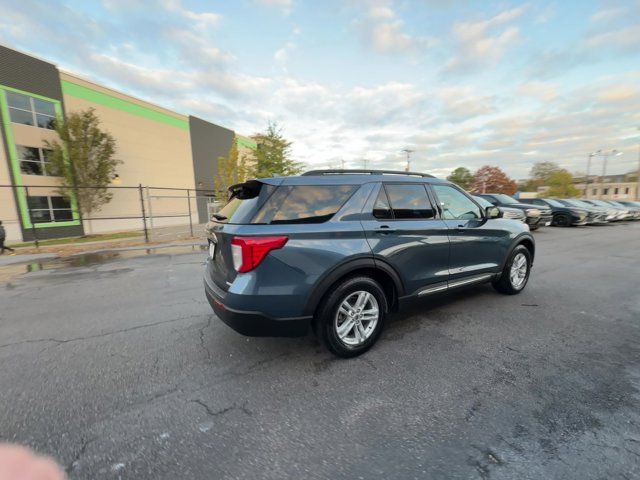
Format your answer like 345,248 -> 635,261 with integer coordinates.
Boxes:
301,169 -> 434,178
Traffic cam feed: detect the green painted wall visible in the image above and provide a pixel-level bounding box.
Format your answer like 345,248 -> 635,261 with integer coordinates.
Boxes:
61,80 -> 189,130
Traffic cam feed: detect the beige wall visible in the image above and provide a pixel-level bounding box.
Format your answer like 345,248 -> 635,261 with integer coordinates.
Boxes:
574,182 -> 638,201
0,126 -> 22,242
60,73 -> 198,234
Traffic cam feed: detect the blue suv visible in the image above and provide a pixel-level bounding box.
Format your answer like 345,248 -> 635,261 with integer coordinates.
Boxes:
204,170 -> 535,357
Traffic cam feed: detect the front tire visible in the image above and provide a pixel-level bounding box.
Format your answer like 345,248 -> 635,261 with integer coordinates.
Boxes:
493,245 -> 532,295
316,276 -> 388,358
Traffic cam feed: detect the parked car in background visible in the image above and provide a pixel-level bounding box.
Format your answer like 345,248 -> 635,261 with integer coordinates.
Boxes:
477,194 -> 552,230
616,201 -> 640,220
604,200 -> 640,220
525,198 -> 588,227
204,170 -> 536,357
582,199 -> 630,221
473,195 -> 526,223
555,199 -> 608,224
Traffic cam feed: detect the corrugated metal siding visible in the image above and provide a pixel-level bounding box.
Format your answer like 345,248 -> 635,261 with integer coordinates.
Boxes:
188,116 -> 235,223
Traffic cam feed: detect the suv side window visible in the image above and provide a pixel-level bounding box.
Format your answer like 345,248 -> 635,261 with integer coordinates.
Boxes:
372,187 -> 393,219
255,184 -> 358,224
385,184 -> 435,219
432,185 -> 483,220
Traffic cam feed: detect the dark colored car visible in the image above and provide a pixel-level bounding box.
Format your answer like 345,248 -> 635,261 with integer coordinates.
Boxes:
525,198 -> 588,226
555,199 -> 608,224
204,170 -> 535,357
477,194 -> 552,230
473,195 -> 527,223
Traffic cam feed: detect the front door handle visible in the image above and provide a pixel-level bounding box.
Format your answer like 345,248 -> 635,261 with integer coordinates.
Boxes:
456,224 -> 466,231
376,225 -> 396,234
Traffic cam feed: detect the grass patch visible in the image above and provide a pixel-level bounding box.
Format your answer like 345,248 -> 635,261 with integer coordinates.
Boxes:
9,231 -> 143,248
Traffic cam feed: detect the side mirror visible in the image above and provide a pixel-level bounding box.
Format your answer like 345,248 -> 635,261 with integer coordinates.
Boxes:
486,206 -> 502,219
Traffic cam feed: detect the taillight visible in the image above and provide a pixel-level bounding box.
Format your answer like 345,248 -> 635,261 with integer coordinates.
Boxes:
231,236 -> 288,273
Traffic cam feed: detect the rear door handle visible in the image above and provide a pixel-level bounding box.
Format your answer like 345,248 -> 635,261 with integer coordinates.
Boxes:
376,225 -> 396,234
456,224 -> 466,231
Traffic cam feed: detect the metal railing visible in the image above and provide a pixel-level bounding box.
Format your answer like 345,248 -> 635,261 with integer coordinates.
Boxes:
0,183 -> 220,247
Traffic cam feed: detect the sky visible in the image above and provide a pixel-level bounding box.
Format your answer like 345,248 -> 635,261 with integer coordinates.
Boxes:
0,0 -> 639,179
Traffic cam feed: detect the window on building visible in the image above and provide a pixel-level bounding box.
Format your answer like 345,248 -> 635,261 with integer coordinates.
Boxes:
27,196 -> 73,223
614,187 -> 619,195
432,185 -> 482,220
625,187 -> 629,194
5,91 -> 56,129
17,145 -> 57,176
603,188 -> 609,195
592,189 -> 597,196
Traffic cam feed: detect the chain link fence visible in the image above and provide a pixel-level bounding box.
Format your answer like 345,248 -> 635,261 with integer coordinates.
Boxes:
0,183 -> 222,246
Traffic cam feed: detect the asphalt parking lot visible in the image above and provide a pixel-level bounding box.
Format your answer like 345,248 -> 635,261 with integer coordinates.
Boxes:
1,222 -> 639,480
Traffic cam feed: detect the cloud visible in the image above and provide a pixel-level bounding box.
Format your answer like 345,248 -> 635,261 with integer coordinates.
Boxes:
443,6 -> 525,74
253,0 -> 294,15
354,0 -> 435,55
160,0 -> 222,30
517,81 -> 558,102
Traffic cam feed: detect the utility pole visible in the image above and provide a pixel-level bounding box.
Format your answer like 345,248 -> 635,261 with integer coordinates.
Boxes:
340,159 -> 345,170
636,127 -> 640,201
363,158 -> 368,169
402,149 -> 414,172
585,150 -> 601,198
599,149 -> 622,199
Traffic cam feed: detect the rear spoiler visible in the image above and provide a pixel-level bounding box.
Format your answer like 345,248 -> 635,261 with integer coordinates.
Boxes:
228,178 -> 283,199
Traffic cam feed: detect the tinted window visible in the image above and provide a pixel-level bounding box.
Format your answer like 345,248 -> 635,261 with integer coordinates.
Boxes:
27,196 -> 49,209
269,185 -> 357,224
5,91 -> 56,130
433,185 -> 482,220
217,181 -> 276,224
372,187 -> 392,219
51,196 -> 71,209
33,98 -> 56,116
9,108 -> 34,126
385,184 -> 434,219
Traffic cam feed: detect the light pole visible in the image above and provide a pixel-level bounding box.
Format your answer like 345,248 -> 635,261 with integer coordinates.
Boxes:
599,149 -> 623,199
585,150 -> 601,198
402,148 -> 414,172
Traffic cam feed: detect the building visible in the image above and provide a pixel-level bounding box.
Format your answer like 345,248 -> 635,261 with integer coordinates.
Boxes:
0,44 -> 255,242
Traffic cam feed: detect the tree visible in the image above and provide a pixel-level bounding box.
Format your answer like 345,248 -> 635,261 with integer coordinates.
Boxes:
45,108 -> 120,232
214,138 -> 251,201
544,169 -> 581,198
521,161 -> 561,191
530,161 -> 561,182
447,167 -> 474,190
470,165 -> 517,195
252,122 -> 303,178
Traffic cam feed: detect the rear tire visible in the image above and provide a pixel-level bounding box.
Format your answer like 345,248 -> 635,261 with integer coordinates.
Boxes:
553,214 -> 572,227
316,276 -> 388,358
492,245 -> 532,295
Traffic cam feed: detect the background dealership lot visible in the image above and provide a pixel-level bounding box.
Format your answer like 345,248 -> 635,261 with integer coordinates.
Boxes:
1,223 -> 639,479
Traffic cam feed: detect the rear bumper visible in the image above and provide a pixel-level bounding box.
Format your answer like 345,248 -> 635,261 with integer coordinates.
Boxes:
204,277 -> 311,337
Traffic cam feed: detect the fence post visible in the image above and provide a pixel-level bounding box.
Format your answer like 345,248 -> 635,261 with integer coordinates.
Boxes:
145,186 -> 154,234
186,188 -> 193,237
24,185 -> 39,249
138,183 -> 149,243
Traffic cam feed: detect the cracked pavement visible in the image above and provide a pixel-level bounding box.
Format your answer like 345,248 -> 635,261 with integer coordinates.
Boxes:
0,223 -> 639,479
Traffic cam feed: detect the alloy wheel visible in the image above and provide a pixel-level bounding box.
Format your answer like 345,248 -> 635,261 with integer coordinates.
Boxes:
509,252 -> 528,289
334,291 -> 379,346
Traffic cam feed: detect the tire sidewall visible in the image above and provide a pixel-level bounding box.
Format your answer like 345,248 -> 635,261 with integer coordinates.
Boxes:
505,245 -> 531,292
319,277 -> 388,358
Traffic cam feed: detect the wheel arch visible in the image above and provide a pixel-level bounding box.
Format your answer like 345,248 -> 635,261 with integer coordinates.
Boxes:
303,257 -> 404,318
500,234 -> 535,271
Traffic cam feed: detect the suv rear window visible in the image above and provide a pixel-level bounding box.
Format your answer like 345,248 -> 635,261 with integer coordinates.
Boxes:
216,181 -> 276,224
255,185 -> 358,224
